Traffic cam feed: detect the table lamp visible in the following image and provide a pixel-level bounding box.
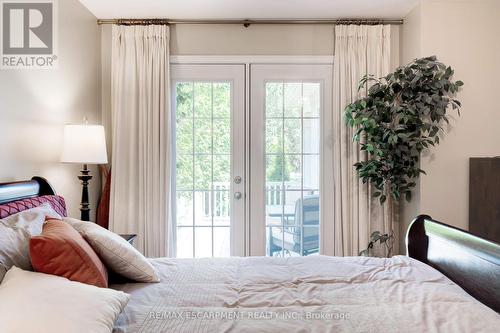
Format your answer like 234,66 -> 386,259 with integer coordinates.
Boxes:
61,122 -> 108,221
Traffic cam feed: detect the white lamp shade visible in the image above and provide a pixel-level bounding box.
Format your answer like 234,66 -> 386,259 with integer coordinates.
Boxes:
61,125 -> 108,164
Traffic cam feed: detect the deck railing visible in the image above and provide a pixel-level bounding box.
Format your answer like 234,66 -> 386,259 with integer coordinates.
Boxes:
201,182 -> 296,217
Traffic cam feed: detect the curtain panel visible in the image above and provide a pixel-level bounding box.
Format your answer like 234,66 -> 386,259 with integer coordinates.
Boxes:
110,25 -> 172,257
331,25 -> 394,256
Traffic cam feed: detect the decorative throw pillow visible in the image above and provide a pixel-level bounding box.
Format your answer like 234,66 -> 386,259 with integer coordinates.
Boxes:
0,203 -> 61,270
30,219 -> 109,288
0,266 -> 130,333
65,217 -> 160,283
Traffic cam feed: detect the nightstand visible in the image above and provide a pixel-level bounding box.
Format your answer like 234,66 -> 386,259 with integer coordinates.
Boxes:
119,234 -> 137,245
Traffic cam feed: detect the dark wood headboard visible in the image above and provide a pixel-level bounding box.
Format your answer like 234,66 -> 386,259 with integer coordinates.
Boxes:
0,177 -> 56,204
407,215 -> 500,312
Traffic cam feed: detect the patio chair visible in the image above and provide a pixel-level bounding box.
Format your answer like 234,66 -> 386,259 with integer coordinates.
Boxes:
267,195 -> 319,256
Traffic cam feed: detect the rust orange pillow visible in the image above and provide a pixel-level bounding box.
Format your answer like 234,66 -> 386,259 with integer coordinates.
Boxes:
29,219 -> 108,288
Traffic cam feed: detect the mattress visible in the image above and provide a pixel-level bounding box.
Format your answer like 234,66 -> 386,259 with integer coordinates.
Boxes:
111,255 -> 500,333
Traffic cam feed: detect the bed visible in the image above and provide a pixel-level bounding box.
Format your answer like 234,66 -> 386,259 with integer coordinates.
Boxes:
1,177 -> 499,332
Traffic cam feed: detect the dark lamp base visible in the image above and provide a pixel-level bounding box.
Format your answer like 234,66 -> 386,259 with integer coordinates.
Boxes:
78,164 -> 92,221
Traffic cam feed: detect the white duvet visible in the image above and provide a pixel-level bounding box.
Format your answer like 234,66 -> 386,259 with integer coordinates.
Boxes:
111,255 -> 500,333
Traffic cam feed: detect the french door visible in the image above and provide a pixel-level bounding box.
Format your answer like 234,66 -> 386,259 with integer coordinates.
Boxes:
249,64 -> 333,256
171,62 -> 333,258
171,65 -> 245,257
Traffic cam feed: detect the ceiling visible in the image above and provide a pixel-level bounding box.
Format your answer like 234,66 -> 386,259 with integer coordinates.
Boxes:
79,0 -> 419,20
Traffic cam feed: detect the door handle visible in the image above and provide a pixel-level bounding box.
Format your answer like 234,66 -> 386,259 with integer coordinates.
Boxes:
234,192 -> 242,200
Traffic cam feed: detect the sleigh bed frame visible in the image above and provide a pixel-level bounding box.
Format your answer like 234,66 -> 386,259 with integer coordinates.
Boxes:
1,177 -> 499,312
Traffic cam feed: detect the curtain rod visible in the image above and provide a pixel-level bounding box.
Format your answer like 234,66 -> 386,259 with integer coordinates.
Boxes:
97,18 -> 403,27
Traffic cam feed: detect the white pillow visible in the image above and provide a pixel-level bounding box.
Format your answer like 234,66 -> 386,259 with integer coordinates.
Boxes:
0,203 -> 61,270
0,266 -> 129,333
64,217 -> 160,283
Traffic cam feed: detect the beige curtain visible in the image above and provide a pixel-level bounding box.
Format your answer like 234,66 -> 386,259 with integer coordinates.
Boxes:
109,25 -> 172,257
332,25 -> 394,256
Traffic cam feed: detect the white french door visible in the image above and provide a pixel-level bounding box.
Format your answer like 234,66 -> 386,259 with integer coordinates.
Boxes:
171,64 -> 245,257
171,62 -> 333,258
249,64 -> 334,256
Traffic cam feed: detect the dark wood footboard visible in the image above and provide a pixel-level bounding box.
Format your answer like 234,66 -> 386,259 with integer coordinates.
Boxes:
406,215 -> 500,312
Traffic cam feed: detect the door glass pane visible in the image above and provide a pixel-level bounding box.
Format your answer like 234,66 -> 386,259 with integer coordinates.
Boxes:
304,155 -> 320,190
194,227 -> 212,258
266,83 -> 283,117
194,191 -> 211,226
174,81 -> 232,257
265,119 -> 282,154
213,227 -> 231,257
194,118 -> 212,154
194,155 -> 211,190
303,83 -> 320,117
265,82 -> 321,257
175,119 -> 193,154
284,119 -> 301,153
176,227 -> 193,258
213,190 -> 230,226
176,192 -> 193,226
194,82 -> 212,118
213,83 -> 231,118
284,155 -> 301,190
303,119 -> 320,154
213,118 -> 230,154
284,82 -> 302,117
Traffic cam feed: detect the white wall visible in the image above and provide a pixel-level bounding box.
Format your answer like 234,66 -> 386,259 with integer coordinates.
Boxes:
170,24 -> 400,70
419,0 -> 500,230
399,3 -> 422,252
0,0 -> 102,220
400,3 -> 421,65
400,0 -> 500,236
171,24 -> 334,55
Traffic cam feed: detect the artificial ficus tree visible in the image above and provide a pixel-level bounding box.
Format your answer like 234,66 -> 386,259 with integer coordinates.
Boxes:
345,56 -> 463,205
